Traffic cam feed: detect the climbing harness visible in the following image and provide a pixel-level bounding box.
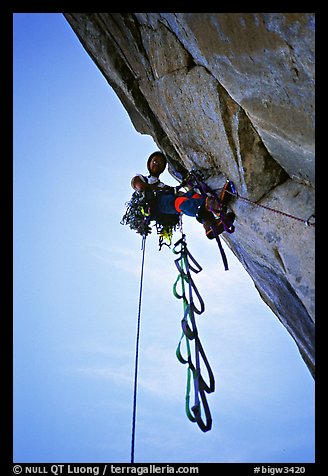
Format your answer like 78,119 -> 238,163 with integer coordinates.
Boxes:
121,173 -> 235,267
173,234 -> 215,432
131,235 -> 147,464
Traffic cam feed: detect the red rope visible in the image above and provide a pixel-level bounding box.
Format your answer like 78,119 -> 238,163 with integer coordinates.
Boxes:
225,189 -> 315,227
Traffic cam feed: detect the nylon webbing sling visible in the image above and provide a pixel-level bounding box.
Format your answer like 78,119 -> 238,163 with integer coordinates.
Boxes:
172,235 -> 215,432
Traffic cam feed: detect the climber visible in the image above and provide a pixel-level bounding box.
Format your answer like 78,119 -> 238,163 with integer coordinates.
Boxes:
131,151 -> 235,239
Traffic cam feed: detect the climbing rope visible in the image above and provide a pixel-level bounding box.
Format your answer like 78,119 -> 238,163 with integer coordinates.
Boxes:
173,234 -> 215,432
182,169 -> 315,228
224,188 -> 315,227
131,234 -> 147,464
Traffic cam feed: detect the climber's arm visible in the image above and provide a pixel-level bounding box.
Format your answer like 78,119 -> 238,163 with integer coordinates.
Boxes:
131,176 -> 158,192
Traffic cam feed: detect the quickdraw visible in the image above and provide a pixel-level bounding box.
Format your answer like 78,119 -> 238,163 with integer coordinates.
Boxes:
173,234 -> 215,432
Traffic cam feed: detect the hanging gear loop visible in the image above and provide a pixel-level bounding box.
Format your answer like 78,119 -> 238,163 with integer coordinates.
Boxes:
173,234 -> 215,432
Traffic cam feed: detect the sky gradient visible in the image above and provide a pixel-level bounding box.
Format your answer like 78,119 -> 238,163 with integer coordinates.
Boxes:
13,13 -> 315,464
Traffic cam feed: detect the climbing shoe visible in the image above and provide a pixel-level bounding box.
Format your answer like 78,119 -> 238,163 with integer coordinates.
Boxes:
205,196 -> 223,214
205,180 -> 235,216
203,219 -> 225,240
203,212 -> 235,239
222,212 -> 236,234
203,221 -> 217,240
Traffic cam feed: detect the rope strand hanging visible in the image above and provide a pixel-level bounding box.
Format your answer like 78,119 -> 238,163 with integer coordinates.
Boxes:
131,234 -> 147,464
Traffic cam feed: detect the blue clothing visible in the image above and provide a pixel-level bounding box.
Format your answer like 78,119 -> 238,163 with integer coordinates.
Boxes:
155,190 -> 205,217
136,174 -> 205,218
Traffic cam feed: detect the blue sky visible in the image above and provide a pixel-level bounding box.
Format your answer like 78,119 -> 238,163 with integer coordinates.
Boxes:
13,13 -> 315,464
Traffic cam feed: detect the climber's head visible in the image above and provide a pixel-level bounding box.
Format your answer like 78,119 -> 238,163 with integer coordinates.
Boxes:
147,151 -> 167,177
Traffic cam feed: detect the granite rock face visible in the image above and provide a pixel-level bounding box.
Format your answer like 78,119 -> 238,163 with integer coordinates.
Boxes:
64,13 -> 315,376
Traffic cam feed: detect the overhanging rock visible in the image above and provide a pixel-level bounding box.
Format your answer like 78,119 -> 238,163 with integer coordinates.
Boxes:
64,13 -> 315,377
